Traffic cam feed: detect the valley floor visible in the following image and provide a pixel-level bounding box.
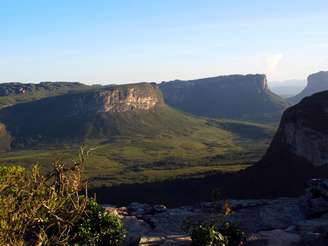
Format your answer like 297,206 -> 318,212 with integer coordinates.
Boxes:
0,119 -> 274,187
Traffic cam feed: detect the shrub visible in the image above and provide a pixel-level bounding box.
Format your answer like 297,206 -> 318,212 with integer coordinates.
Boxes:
187,221 -> 246,246
0,148 -> 126,246
191,223 -> 227,246
71,199 -> 126,246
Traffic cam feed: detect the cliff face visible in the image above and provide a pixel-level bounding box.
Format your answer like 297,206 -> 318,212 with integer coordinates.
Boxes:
159,74 -> 288,120
272,92 -> 328,166
242,91 -> 328,196
289,71 -> 328,104
266,90 -> 328,166
71,83 -> 163,115
0,83 -> 165,145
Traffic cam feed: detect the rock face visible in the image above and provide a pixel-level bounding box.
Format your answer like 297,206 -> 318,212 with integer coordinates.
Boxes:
159,74 -> 289,120
70,83 -> 163,115
109,179 -> 328,245
0,83 -> 166,145
241,90 -> 328,197
289,71 -> 328,104
270,90 -> 328,166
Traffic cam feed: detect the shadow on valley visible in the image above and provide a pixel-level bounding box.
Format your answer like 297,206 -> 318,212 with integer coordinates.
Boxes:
90,156 -> 328,207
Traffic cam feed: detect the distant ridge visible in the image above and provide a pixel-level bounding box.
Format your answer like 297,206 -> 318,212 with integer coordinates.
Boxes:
0,81 -> 93,108
160,74 -> 289,121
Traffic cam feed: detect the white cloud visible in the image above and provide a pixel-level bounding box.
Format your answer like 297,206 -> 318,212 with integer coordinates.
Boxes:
265,53 -> 283,75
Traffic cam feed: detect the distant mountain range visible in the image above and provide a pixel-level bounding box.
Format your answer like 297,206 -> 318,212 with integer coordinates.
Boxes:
0,82 -> 270,151
159,74 -> 289,121
0,71 -> 326,149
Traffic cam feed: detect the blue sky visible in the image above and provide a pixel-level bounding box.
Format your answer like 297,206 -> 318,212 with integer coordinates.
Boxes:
0,0 -> 327,85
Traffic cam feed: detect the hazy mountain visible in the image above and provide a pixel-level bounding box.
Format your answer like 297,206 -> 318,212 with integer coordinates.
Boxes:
269,79 -> 306,97
159,74 -> 289,121
288,71 -> 328,104
0,81 -> 93,108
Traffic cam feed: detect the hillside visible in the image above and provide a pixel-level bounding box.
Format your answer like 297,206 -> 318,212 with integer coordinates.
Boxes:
288,71 -> 328,104
0,82 -> 275,186
0,81 -> 92,108
159,74 -> 289,121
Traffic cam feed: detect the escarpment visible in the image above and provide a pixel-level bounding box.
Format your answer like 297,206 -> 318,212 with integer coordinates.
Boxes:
0,83 -> 166,145
159,74 -> 288,120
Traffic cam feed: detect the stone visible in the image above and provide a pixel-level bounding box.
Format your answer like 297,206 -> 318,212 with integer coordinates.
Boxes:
306,197 -> 328,217
123,216 -> 152,246
153,204 -> 167,213
308,179 -> 328,198
139,234 -> 191,246
227,198 -> 305,232
257,229 -> 301,246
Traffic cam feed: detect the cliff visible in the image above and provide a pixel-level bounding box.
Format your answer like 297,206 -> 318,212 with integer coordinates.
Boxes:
242,90 -> 328,196
69,83 -> 164,115
289,71 -> 328,104
159,74 -> 289,121
0,83 -> 167,146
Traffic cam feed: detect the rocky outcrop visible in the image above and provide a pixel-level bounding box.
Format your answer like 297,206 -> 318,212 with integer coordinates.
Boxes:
238,90 -> 328,197
269,90 -> 328,167
159,74 -> 289,121
107,179 -> 328,245
289,71 -> 328,104
72,83 -> 164,115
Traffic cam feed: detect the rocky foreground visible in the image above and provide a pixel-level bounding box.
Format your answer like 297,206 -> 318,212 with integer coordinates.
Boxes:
106,179 -> 328,245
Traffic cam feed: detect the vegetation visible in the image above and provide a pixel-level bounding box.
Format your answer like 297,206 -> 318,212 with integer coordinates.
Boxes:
0,148 -> 126,245
0,80 -> 276,188
0,82 -> 93,108
0,108 -> 275,187
185,221 -> 246,246
184,190 -> 244,246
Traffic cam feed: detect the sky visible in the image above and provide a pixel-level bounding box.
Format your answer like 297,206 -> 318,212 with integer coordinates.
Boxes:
0,0 -> 327,85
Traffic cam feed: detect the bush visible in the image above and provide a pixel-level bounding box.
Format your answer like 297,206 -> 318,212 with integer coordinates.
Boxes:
0,148 -> 126,245
191,223 -> 227,246
71,199 -> 126,246
188,221 -> 246,246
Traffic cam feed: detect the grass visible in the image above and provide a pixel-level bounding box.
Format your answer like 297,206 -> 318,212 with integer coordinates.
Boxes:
0,115 -> 275,187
